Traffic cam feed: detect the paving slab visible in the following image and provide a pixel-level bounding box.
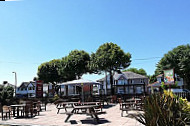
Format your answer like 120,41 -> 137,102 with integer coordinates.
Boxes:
0,103 -> 144,126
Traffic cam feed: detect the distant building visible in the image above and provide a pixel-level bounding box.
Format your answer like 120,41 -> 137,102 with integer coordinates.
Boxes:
97,71 -> 149,95
16,81 -> 36,97
16,81 -> 54,98
147,74 -> 184,93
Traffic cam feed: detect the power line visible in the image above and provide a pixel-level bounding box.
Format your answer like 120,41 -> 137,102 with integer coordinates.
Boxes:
133,57 -> 162,60
0,57 -> 162,65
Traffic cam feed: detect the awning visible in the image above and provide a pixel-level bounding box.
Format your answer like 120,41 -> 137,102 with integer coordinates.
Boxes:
57,78 -> 101,86
147,81 -> 161,87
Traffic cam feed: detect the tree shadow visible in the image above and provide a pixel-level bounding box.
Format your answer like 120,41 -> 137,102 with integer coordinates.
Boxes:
102,104 -> 116,109
122,112 -> 142,119
80,118 -> 110,125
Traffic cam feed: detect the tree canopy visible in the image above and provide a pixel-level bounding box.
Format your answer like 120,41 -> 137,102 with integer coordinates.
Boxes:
123,68 -> 147,76
148,74 -> 157,84
0,86 -> 14,105
64,50 -> 90,79
37,50 -> 90,84
93,42 -> 131,72
93,42 -> 131,94
155,44 -> 190,89
37,43 -> 132,95
37,59 -> 62,84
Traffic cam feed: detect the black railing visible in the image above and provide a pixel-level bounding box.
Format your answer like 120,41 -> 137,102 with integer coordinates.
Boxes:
174,92 -> 190,101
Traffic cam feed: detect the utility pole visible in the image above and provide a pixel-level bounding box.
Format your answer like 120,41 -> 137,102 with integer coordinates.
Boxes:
12,72 -> 17,97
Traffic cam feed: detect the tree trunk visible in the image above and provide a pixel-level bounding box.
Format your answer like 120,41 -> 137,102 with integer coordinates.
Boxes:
109,71 -> 114,95
105,71 -> 108,95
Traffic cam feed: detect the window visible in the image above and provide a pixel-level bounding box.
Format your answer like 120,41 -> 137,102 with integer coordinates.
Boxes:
117,87 -> 124,94
136,86 -> 142,94
140,79 -> 144,83
125,87 -> 129,94
125,80 -> 128,84
118,79 -> 127,85
28,87 -> 34,90
73,86 -> 75,94
130,80 -> 134,84
129,86 -> 133,94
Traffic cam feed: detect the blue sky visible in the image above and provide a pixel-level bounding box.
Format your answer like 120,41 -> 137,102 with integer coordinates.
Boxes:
0,0 -> 190,86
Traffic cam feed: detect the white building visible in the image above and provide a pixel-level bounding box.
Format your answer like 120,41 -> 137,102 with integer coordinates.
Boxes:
16,81 -> 36,97
147,74 -> 184,93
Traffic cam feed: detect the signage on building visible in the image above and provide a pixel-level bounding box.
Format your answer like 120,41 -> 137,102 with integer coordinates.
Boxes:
164,69 -> 175,85
36,80 -> 43,98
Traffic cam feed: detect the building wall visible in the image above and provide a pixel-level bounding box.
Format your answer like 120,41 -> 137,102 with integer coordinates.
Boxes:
99,77 -> 148,95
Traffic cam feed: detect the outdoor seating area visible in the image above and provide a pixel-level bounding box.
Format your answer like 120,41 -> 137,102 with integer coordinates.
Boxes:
119,97 -> 144,117
0,99 -> 143,126
0,99 -> 47,120
54,100 -> 104,123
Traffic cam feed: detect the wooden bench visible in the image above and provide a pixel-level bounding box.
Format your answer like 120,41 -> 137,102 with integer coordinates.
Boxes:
56,103 -> 68,114
64,105 -> 104,123
120,100 -> 144,116
120,102 -> 134,117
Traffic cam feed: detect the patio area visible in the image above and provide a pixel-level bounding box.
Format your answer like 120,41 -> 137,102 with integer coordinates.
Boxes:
0,103 -> 143,126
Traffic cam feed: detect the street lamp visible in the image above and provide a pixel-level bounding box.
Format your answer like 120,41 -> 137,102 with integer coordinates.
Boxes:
12,72 -> 17,97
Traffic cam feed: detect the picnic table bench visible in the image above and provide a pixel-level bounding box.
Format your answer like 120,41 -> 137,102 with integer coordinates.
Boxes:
64,105 -> 104,123
120,98 -> 143,117
56,102 -> 78,114
56,102 -> 102,114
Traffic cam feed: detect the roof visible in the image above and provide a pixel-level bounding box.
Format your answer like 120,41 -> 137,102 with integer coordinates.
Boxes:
147,81 -> 161,87
97,71 -> 148,82
122,71 -> 147,79
19,81 -> 35,88
19,82 -> 29,88
156,74 -> 163,78
97,77 -> 105,82
58,78 -> 101,86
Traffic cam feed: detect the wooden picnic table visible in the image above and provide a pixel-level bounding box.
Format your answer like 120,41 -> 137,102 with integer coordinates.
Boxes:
56,102 -> 78,114
120,99 -> 143,116
10,104 -> 26,117
126,98 -> 142,102
56,102 -> 102,114
64,105 -> 100,123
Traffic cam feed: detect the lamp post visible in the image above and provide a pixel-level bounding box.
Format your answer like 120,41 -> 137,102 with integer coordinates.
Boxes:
12,72 -> 17,97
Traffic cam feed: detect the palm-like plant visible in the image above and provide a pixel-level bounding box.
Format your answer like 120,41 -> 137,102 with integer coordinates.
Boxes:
136,91 -> 190,126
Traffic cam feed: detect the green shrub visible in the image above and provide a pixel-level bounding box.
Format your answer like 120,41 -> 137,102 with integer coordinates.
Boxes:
52,94 -> 59,102
136,91 -> 190,126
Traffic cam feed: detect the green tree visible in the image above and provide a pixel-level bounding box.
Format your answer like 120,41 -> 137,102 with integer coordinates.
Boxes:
155,44 -> 190,89
148,74 -> 157,84
37,59 -> 62,84
62,50 -> 90,79
0,86 -> 14,105
37,59 -> 63,95
123,68 -> 147,76
93,42 -> 131,95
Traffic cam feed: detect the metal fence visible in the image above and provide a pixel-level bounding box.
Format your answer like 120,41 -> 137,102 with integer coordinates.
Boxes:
174,92 -> 190,101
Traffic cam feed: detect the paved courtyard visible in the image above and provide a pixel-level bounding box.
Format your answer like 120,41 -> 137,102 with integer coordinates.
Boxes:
0,103 -> 144,126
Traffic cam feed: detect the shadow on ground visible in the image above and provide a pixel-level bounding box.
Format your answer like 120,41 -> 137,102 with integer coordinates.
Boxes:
102,104 -> 116,109
69,118 -> 110,125
81,118 -> 110,125
123,112 -> 141,119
